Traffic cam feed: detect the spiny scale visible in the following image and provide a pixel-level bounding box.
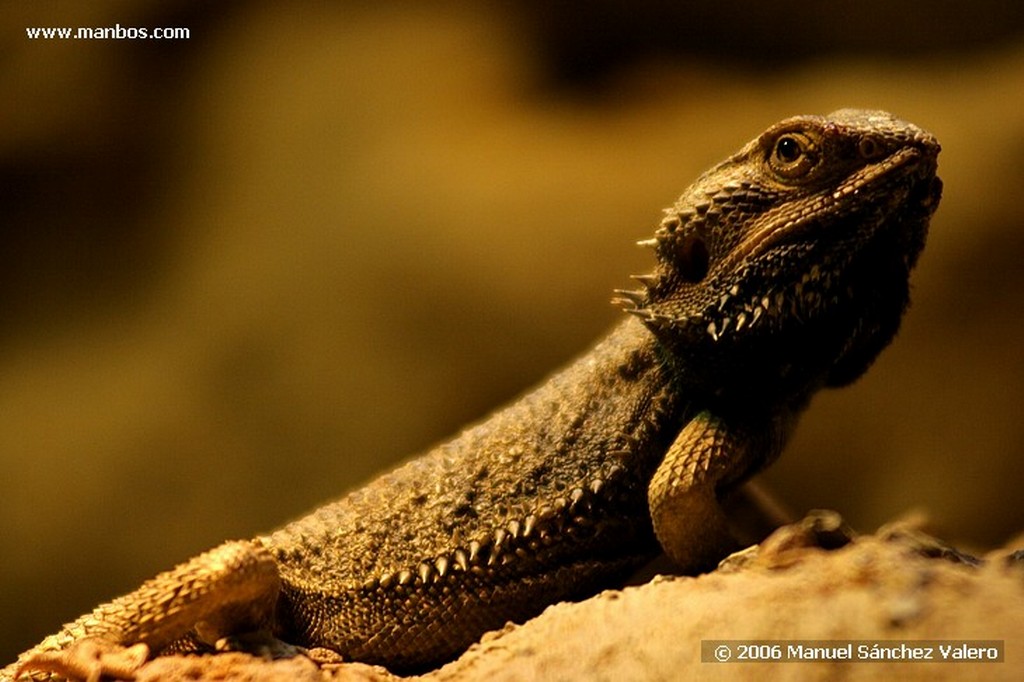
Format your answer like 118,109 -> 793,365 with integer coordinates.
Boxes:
359,472 -> 619,592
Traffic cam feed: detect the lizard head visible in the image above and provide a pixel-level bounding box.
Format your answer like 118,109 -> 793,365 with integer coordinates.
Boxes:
618,109 -> 942,407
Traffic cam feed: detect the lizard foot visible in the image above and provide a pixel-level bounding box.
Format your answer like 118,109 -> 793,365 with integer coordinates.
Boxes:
214,630 -> 302,660
214,634 -> 347,672
15,639 -> 148,682
718,509 -> 855,572
300,647 -> 345,666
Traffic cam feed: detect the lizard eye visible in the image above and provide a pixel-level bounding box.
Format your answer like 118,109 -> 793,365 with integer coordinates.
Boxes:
768,132 -> 817,180
775,136 -> 802,163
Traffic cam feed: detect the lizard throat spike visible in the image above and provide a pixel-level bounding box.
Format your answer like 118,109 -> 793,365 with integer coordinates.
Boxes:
612,289 -> 647,306
624,308 -> 654,321
629,273 -> 659,290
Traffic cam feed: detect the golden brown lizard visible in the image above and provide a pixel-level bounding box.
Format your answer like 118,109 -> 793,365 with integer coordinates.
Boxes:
5,109 -> 942,679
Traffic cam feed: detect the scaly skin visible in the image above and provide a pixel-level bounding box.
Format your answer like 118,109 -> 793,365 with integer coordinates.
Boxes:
5,109 -> 941,679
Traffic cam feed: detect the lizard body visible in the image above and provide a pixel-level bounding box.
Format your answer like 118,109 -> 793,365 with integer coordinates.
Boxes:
5,109 -> 941,679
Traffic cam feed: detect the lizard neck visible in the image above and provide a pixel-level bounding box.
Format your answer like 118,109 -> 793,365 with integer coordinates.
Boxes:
513,315 -> 688,476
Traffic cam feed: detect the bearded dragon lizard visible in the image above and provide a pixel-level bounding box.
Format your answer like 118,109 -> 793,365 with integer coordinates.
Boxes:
4,109 -> 942,679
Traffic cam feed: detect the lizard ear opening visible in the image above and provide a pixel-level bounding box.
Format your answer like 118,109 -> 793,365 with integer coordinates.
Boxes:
675,234 -> 710,283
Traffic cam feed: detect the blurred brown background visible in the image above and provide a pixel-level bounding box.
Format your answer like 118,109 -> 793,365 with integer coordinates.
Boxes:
2,0 -> 1023,663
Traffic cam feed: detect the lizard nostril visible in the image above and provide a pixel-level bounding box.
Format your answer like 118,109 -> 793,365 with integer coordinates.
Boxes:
858,137 -> 883,159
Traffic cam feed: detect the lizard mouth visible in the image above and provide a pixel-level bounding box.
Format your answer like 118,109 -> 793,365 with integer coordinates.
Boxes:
718,146 -> 935,273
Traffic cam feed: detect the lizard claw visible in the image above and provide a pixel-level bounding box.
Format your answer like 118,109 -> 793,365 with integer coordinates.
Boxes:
15,639 -> 149,682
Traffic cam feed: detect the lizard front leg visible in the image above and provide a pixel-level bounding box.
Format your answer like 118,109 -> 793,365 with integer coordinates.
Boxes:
647,410 -> 791,573
7,540 -> 280,682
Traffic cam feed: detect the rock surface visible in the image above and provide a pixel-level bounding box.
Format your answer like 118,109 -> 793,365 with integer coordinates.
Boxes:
117,513 -> 1024,681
